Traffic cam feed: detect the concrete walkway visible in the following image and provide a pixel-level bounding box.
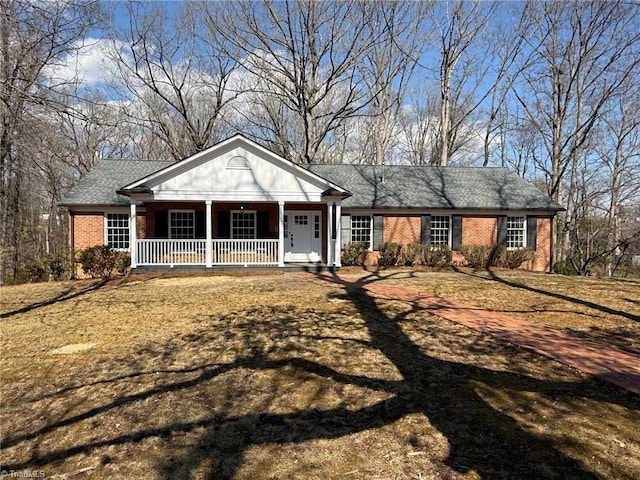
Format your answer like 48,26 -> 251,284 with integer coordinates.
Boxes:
312,273 -> 640,395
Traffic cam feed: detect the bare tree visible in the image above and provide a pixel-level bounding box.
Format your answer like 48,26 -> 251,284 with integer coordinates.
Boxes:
0,0 -> 100,282
217,0 -> 381,164
597,86 -> 640,276
511,0 -> 640,264
430,0 -> 497,166
397,84 -> 443,165
109,1 -> 240,161
356,1 -> 428,165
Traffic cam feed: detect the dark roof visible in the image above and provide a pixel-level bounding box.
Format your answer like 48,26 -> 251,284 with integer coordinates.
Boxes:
60,158 -> 561,212
60,160 -> 174,206
306,164 -> 562,211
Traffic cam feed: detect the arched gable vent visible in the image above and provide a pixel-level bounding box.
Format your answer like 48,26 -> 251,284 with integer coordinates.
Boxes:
226,155 -> 252,170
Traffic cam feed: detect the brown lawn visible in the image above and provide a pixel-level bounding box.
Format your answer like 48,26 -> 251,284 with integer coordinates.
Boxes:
1,269 -> 639,480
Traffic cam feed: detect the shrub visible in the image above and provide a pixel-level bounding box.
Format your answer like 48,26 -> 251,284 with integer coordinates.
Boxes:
554,261 -> 578,275
15,253 -> 70,283
422,245 -> 452,268
459,245 -> 492,268
489,245 -> 507,267
341,242 -> 369,266
401,243 -> 424,266
503,247 -> 535,269
48,257 -> 66,280
461,245 -> 534,270
77,245 -> 130,279
21,259 -> 48,282
377,241 -> 402,266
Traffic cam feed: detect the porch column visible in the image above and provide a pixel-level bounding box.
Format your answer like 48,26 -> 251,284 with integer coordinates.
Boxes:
278,201 -> 285,267
130,203 -> 137,268
327,201 -> 334,266
335,201 -> 342,267
205,200 -> 212,268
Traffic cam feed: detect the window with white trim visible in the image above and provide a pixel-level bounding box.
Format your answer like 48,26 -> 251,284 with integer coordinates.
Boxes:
232,210 -> 256,239
170,210 -> 195,239
430,215 -> 450,246
351,215 -> 371,244
106,213 -> 129,250
507,216 -> 526,248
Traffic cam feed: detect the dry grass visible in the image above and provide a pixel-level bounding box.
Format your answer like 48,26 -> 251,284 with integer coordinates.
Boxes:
1,270 -> 639,480
360,267 -> 640,355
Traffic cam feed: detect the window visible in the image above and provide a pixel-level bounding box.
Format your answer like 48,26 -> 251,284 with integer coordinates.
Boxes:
170,210 -> 195,239
106,213 -> 129,250
507,216 -> 526,248
430,215 -> 450,246
226,155 -> 251,170
232,210 -> 256,239
351,215 -> 371,244
314,215 -> 320,239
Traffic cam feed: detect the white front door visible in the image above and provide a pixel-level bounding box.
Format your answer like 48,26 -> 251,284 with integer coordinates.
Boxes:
284,211 -> 322,262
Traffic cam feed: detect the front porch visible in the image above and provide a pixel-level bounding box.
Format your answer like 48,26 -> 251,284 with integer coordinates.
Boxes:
128,200 -> 344,269
115,135 -> 351,270
136,238 -> 280,267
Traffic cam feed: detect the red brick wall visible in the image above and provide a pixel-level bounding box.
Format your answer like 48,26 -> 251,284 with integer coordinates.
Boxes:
383,216 -> 421,244
461,216 -> 497,245
375,214 -> 554,272
137,214 -> 146,240
71,213 -> 104,249
71,211 -> 147,247
525,216 -> 553,272
71,208 -> 554,272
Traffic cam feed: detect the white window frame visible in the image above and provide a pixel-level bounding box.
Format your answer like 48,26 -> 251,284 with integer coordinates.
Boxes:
169,210 -> 195,239
506,216 -> 526,249
231,210 -> 257,239
104,212 -> 130,250
430,214 -> 451,247
351,215 -> 372,248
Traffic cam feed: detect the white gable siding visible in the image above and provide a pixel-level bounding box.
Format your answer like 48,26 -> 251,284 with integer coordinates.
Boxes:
146,145 -> 328,202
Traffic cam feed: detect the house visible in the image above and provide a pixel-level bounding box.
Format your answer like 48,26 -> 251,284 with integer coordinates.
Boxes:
60,134 -> 563,273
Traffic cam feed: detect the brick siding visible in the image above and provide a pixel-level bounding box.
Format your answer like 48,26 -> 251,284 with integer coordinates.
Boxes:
383,216 -> 421,244
71,213 -> 104,249
528,216 -> 553,272
461,216 -> 498,245
70,207 -> 554,273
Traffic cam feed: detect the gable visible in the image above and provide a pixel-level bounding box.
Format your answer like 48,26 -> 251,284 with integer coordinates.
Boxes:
120,135 -> 348,202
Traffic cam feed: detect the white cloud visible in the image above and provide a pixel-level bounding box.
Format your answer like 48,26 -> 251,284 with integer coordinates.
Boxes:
50,37 -> 121,87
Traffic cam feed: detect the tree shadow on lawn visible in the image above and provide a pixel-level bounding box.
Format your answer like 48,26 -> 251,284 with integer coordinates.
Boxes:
456,266 -> 640,324
153,271 -> 638,479
3,272 -> 639,479
0,279 -> 107,319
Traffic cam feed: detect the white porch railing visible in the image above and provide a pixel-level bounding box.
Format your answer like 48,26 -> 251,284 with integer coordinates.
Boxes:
136,239 -> 279,266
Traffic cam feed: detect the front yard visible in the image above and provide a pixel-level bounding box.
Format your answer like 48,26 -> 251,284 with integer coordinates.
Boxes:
1,269 -> 639,479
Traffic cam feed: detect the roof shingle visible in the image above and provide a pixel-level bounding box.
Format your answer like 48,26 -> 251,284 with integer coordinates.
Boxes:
60,160 -> 174,206
306,164 -> 562,211
60,159 -> 561,212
